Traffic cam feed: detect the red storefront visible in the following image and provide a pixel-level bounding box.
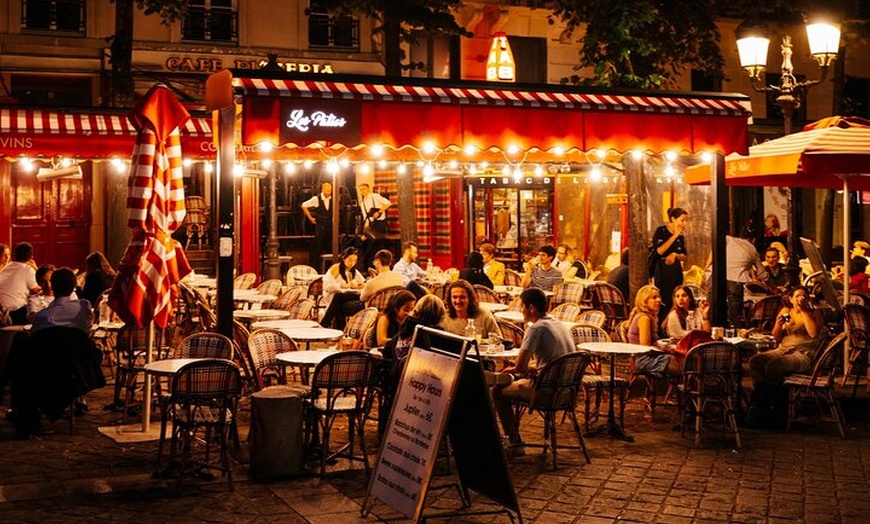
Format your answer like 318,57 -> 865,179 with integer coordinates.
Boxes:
208,70 -> 752,271
0,108 -> 212,266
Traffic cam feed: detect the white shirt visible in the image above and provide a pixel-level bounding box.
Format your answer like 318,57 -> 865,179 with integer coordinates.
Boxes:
359,192 -> 391,222
302,193 -> 330,210
725,236 -> 761,283
0,262 -> 38,311
393,258 -> 427,285
321,267 -> 365,309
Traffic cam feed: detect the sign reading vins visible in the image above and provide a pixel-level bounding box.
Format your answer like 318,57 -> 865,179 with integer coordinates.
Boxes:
279,98 -> 362,144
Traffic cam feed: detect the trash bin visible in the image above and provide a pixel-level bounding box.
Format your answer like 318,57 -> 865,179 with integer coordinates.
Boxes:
249,385 -> 307,479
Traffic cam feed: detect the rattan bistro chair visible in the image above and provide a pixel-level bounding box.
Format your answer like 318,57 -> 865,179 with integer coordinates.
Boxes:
247,328 -> 299,390
305,351 -> 379,476
677,341 -> 742,448
159,359 -> 242,490
784,333 -> 848,438
506,352 -> 593,469
174,333 -> 234,360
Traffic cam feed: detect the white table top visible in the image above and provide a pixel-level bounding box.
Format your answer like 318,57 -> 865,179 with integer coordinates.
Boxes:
251,319 -> 321,330
233,309 -> 291,321
144,357 -> 210,375
185,276 -> 217,289
93,321 -> 125,331
579,342 -> 659,355
480,302 -> 509,312
291,273 -> 321,283
494,310 -> 525,323
276,349 -> 339,366
285,328 -> 344,341
1,324 -> 30,333
479,347 -> 520,359
232,290 -> 278,302
493,285 -> 523,296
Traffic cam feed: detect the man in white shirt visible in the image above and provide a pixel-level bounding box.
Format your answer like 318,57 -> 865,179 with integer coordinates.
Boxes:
357,183 -> 392,268
360,249 -> 404,302
725,234 -> 762,327
301,182 -> 333,268
393,241 -> 427,289
0,242 -> 41,325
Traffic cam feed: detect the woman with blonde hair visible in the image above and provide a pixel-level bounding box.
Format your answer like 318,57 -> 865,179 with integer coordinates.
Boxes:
628,284 -> 682,375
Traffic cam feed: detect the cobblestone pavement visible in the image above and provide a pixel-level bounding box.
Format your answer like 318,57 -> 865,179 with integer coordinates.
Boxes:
1,379 -> 870,523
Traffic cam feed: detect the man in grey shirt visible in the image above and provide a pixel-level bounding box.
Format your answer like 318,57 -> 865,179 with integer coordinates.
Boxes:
492,288 -> 575,454
521,245 -> 564,291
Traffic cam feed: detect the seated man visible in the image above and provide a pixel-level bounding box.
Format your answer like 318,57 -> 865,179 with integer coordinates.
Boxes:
32,267 -> 93,333
521,245 -> 563,291
492,288 -> 575,455
756,246 -> 788,293
0,242 -> 41,325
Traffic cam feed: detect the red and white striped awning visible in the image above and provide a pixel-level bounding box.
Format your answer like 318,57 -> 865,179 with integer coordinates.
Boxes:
233,77 -> 751,117
230,74 -> 752,155
0,108 -> 213,159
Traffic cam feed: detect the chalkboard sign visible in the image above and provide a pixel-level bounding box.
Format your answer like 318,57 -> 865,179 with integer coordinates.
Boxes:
364,326 -> 520,522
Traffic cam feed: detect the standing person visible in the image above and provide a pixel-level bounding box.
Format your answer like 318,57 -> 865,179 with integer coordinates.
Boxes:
725,233 -> 762,327
458,252 -> 493,289
440,280 -> 500,338
81,252 -> 116,308
301,182 -> 334,268
521,245 -> 563,291
491,288 -> 575,454
320,246 -> 365,329
649,207 -> 688,322
0,242 -> 41,325
32,267 -> 93,333
627,284 -> 682,376
607,248 -> 630,301
357,183 -> 392,269
479,243 -> 505,286
663,285 -> 711,339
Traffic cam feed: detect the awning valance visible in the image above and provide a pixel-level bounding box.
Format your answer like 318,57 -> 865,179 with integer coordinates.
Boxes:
230,74 -> 752,157
0,108 -> 213,159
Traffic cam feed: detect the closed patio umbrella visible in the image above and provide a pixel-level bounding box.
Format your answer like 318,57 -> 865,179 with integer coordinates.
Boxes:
108,85 -> 192,432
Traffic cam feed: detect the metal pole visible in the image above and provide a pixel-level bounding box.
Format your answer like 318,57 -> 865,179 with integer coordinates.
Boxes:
711,153 -> 728,327
216,105 -> 236,339
264,168 -> 281,280
141,322 -> 154,432
844,176 -> 851,375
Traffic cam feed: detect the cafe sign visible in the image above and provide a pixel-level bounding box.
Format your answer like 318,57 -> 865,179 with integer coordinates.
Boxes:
469,176 -> 553,188
279,98 -> 362,144
164,55 -> 334,74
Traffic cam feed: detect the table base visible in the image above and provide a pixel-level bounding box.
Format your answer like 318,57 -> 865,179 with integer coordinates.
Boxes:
586,420 -> 634,442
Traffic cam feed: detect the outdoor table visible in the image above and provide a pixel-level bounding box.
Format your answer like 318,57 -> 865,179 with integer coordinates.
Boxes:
282,328 -> 344,351
233,309 -> 292,322
250,319 -> 321,331
578,342 -> 661,442
185,276 -> 217,289
276,349 -> 339,385
480,302 -> 509,313
291,273 -> 321,285
494,285 -> 523,297
143,357 -> 211,376
494,310 -> 525,324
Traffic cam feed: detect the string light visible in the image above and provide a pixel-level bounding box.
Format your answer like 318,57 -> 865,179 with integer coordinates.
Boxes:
700,151 -> 713,163
397,163 -> 407,174
260,159 -> 273,169
204,163 -> 213,174
233,164 -> 244,177
631,149 -> 644,160
20,157 -> 34,172
284,162 -> 296,175
464,144 -> 476,156
183,158 -> 193,167
258,141 -> 273,153
111,158 -> 126,172
370,144 -> 384,157
588,166 -> 602,183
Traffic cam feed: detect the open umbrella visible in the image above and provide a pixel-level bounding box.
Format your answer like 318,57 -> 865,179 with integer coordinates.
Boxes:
687,116 -> 870,373
108,85 -> 192,433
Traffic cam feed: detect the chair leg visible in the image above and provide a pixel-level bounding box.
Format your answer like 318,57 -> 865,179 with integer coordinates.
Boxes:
725,399 -> 741,449
825,389 -> 847,439
694,398 -> 703,448
568,410 -> 591,465
786,388 -> 797,433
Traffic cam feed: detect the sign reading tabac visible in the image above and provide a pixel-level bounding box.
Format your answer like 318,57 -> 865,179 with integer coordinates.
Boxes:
279,98 -> 362,145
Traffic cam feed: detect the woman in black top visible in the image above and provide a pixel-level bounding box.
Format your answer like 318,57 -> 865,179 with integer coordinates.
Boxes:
649,208 -> 688,322
458,251 -> 494,289
81,252 -> 116,308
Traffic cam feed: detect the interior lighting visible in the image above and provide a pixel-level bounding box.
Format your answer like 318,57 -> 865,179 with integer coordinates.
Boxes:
464,144 -> 477,156
303,160 -> 314,170
700,151 -> 713,163
397,163 -> 407,174
204,162 -> 213,174
588,167 -> 602,183
111,158 -> 126,172
326,160 -> 340,175
422,142 -> 437,155
60,157 -> 73,168
377,159 -> 388,169
183,158 -> 193,167
423,164 -> 435,177
512,166 -> 523,177
552,146 -> 565,156
20,157 -> 34,172
448,160 -> 459,170
664,165 -> 676,179
481,161 -> 489,170
630,149 -> 644,160
534,164 -> 544,177
233,164 -> 245,177
486,32 -> 516,82
665,151 -> 677,162
339,158 -> 350,168
593,149 -> 606,160
416,161 -> 425,168
358,163 -> 371,174
502,165 -> 511,175
260,159 -> 273,169
284,162 -> 297,175
507,144 -> 520,155
370,144 -> 384,157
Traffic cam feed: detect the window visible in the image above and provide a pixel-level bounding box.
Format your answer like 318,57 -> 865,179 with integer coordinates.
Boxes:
308,1 -> 359,50
11,75 -> 92,107
691,70 -> 722,92
183,0 -> 237,43
21,0 -> 85,33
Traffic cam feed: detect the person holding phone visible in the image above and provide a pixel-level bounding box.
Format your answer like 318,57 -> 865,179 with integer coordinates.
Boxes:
648,208 -> 689,323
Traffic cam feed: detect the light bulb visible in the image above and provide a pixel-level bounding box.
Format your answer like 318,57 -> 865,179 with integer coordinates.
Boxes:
182,158 -> 193,167
233,164 -> 244,177
303,160 -> 314,170
204,163 -> 213,174
259,141 -> 273,153
700,151 -> 713,163
464,145 -> 476,156
377,160 -> 388,169
397,164 -> 407,174
588,167 -> 602,183
631,149 -> 644,160
260,159 -> 273,169
448,160 -> 458,170
284,162 -> 296,175
370,144 -> 384,157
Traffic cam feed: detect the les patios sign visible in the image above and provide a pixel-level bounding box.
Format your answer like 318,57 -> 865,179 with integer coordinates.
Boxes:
279,99 -> 362,144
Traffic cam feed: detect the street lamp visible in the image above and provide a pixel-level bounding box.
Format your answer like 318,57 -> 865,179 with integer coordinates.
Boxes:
736,21 -> 841,285
737,22 -> 841,134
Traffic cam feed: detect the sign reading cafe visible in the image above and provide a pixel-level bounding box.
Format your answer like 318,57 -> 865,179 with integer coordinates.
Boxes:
279,99 -> 362,144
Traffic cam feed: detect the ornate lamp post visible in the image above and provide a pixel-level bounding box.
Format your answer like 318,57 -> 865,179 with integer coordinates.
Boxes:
736,22 -> 841,283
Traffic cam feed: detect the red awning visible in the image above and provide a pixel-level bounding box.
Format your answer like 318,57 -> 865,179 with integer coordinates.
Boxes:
233,76 -> 752,156
0,108 -> 213,159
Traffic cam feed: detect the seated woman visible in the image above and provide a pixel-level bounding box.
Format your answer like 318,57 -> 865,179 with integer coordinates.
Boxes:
663,285 -> 710,339
375,290 -> 416,347
748,287 -> 825,388
80,252 -> 115,308
627,284 -> 682,376
849,256 -> 869,293
458,252 -> 494,289
26,264 -> 55,322
440,279 -> 500,339
320,247 -> 365,329
382,294 -> 446,362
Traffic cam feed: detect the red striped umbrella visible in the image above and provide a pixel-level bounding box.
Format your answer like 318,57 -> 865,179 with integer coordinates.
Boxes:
108,85 -> 192,328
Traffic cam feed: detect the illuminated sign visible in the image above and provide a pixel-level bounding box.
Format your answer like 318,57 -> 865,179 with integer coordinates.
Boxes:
164,56 -> 334,74
279,98 -> 361,144
470,176 -> 553,188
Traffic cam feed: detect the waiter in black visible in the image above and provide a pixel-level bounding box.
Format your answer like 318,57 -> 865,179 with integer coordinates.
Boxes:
301,182 -> 333,268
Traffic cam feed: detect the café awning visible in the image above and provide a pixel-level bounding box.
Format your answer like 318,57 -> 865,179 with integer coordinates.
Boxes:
222,72 -> 752,158
0,108 -> 213,159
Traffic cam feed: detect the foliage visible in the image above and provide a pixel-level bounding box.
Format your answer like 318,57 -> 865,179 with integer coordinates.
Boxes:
133,0 -> 189,23
310,0 -> 471,75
